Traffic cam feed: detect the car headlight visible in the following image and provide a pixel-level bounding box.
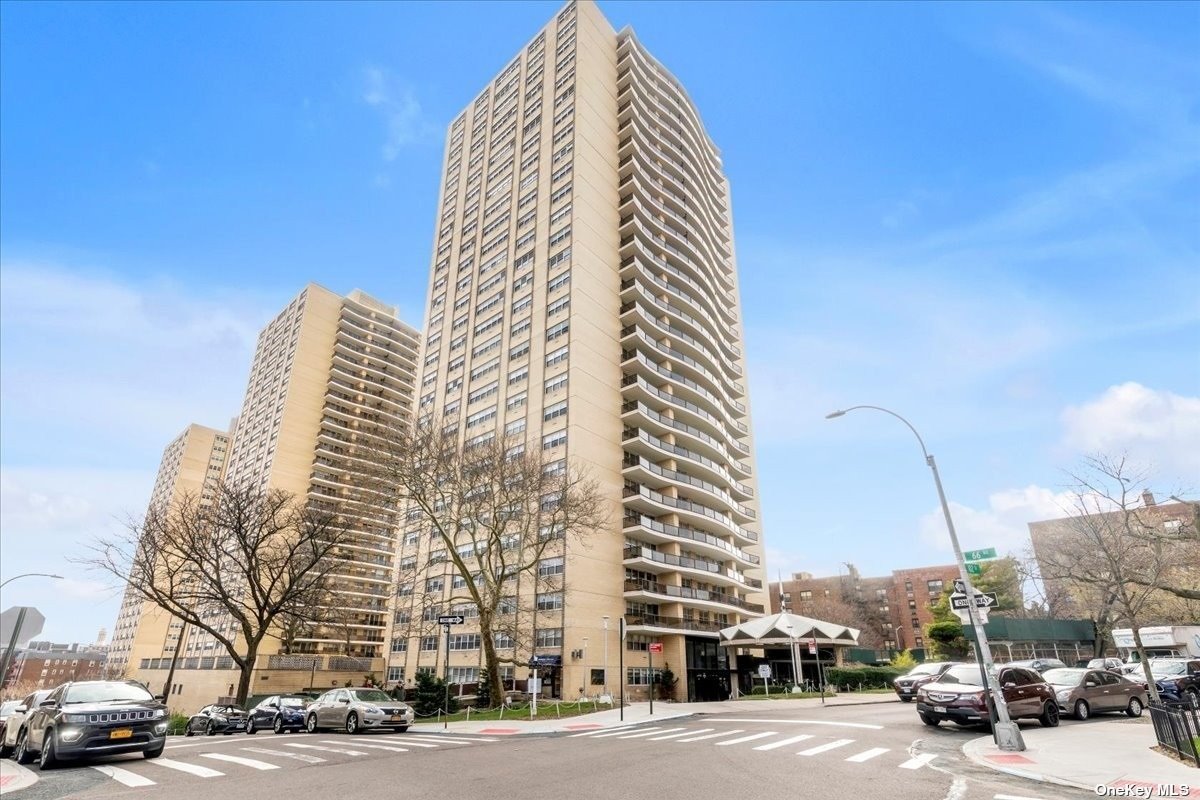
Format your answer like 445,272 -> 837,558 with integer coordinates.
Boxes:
363,705 -> 382,714
1055,689 -> 1072,701
58,727 -> 83,742
154,709 -> 166,719
63,713 -> 89,723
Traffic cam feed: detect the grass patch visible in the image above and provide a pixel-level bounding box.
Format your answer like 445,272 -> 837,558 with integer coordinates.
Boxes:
412,699 -> 614,724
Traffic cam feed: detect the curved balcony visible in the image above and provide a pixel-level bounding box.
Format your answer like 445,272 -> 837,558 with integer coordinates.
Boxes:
622,452 -> 755,523
619,293 -> 743,385
621,373 -> 746,453
622,400 -> 750,474
621,325 -> 745,412
623,481 -> 757,544
622,340 -> 746,421
622,545 -> 762,592
623,613 -> 724,637
623,427 -> 753,500
623,578 -> 764,615
623,512 -> 758,567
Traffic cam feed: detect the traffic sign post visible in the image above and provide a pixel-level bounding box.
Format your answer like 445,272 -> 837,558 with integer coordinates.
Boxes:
618,618 -> 626,722
438,616 -> 463,729
965,563 -> 982,576
950,592 -> 998,611
648,642 -> 662,715
757,663 -> 771,697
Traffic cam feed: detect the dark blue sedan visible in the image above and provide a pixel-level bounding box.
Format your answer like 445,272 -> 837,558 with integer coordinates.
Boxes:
246,695 -> 308,734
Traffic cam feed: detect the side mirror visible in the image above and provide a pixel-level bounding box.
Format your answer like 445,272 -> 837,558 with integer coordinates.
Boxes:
1084,681 -> 1097,688
39,699 -> 56,708
1002,682 -> 1016,689
269,703 -> 278,709
14,706 -> 27,714
154,695 -> 165,702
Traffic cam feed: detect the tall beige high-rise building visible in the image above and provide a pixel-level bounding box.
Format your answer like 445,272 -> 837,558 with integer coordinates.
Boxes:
119,284 -> 419,708
106,423 -> 232,680
388,1 -> 766,702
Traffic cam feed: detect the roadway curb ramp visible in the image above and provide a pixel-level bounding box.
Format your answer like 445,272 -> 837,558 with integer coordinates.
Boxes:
0,759 -> 39,793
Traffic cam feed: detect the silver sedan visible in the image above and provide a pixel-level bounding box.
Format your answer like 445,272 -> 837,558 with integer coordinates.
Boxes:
1042,667 -> 1148,720
304,688 -> 414,734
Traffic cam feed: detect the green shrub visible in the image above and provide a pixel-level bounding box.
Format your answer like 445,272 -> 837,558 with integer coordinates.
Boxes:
167,713 -> 190,736
749,683 -> 792,695
825,665 -> 903,689
889,649 -> 917,670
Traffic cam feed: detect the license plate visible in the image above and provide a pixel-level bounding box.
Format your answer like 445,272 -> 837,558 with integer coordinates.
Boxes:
934,706 -> 947,714
390,715 -> 404,722
109,728 -> 133,740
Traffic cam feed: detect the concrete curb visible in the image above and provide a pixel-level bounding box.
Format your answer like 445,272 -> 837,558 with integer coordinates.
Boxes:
961,737 -> 1093,792
0,759 -> 39,794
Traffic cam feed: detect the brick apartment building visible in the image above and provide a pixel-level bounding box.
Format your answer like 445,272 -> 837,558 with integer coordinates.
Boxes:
769,563 -> 961,652
2,643 -> 108,691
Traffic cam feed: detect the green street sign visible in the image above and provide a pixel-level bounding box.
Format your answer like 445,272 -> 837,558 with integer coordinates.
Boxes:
963,548 -> 997,562
965,563 -> 982,575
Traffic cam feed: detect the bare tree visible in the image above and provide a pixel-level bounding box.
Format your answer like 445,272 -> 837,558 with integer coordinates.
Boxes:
1033,455 -> 1180,702
78,482 -> 349,705
371,419 -> 608,707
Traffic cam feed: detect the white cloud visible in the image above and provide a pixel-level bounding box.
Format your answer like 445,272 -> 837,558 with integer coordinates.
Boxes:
362,67 -> 434,161
917,484 -> 1077,557
1061,382 -> 1200,481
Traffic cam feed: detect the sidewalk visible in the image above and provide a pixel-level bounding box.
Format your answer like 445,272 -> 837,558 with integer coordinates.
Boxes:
0,760 -> 38,794
963,717 -> 1198,796
411,692 -> 898,736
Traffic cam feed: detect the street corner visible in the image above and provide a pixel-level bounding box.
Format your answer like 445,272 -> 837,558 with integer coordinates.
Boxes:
0,758 -> 39,794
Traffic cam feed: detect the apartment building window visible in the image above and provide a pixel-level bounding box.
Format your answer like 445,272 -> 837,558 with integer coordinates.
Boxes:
508,366 -> 529,386
545,345 -> 568,368
426,577 -> 445,593
549,226 -> 571,248
449,634 -> 481,651
515,230 -> 536,251
927,579 -> 944,594
546,320 -> 569,341
470,358 -> 499,381
543,401 -> 567,421
626,668 -> 662,686
472,335 -> 502,359
397,583 -> 414,597
390,638 -> 408,653
799,590 -> 812,600
551,163 -> 572,183
444,399 -> 461,417
421,636 -> 438,652
544,373 -> 568,394
387,667 -> 405,684
468,381 -> 498,404
505,419 -> 526,437
536,628 -> 563,648
549,203 -> 572,226
513,272 -> 534,293
506,392 -> 527,412
509,341 -> 530,362
494,632 -> 515,649
536,592 -> 563,611
466,406 -> 497,428
543,430 -> 566,450
625,635 -> 652,652
547,249 -> 571,271
512,295 -> 533,316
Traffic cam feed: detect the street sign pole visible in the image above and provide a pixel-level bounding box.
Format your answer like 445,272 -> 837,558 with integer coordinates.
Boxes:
648,643 -> 654,716
443,623 -> 451,730
618,618 -> 625,722
0,607 -> 26,691
813,637 -> 825,705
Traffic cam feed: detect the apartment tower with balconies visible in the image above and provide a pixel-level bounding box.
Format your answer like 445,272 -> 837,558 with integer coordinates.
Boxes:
389,0 -> 765,702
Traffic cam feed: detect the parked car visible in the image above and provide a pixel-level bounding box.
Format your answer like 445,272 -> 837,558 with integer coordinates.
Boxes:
0,690 -> 52,758
915,663 -> 1059,728
892,662 -> 962,703
1086,658 -> 1126,673
304,687 -> 413,734
14,680 -> 167,768
1148,658 -> 1200,706
1041,667 -> 1148,719
184,704 -> 248,736
247,695 -> 307,734
1005,658 -> 1068,674
0,701 -> 21,753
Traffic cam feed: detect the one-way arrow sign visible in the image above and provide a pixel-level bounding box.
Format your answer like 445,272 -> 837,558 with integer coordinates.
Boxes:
950,592 -> 998,610
438,615 -> 465,625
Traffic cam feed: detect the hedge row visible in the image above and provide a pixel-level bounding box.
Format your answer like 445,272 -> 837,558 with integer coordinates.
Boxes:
824,666 -> 903,689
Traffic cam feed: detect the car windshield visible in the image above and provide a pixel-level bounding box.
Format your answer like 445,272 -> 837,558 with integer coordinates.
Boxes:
1151,662 -> 1187,677
0,701 -> 20,716
350,689 -> 392,703
1041,668 -> 1086,685
935,665 -> 990,686
218,706 -> 244,714
63,683 -> 154,704
279,697 -> 306,708
908,664 -> 942,676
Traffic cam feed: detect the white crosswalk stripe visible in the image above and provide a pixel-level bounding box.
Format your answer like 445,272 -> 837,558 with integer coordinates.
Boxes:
242,746 -> 326,764
199,752 -> 280,770
404,735 -> 495,743
676,729 -> 743,743
284,742 -> 366,756
618,727 -> 686,739
590,726 -> 665,739
845,747 -> 889,763
146,758 -> 225,778
91,765 -> 156,787
898,753 -> 937,770
798,739 -> 854,756
753,734 -> 813,751
648,728 -> 711,741
715,731 -> 777,747
338,742 -> 409,753
569,727 -> 640,737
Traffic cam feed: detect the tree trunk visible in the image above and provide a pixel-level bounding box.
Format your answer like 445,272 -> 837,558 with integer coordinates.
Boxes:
235,644 -> 260,707
478,615 -> 504,709
1130,626 -> 1160,704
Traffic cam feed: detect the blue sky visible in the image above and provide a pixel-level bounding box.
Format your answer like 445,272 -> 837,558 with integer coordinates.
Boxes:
1,1 -> 1197,645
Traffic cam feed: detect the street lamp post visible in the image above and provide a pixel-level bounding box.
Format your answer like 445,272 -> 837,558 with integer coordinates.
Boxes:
0,573 -> 64,690
784,621 -> 799,689
826,405 -> 1025,752
602,616 -> 609,696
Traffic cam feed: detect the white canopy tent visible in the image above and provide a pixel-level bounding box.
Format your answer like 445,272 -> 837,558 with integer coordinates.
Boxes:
718,612 -> 861,649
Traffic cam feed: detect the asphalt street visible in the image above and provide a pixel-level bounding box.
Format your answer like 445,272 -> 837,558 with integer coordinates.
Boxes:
9,703 -> 1103,800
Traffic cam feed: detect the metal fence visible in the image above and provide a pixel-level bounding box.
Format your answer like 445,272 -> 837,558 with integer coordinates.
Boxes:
1148,701 -> 1200,768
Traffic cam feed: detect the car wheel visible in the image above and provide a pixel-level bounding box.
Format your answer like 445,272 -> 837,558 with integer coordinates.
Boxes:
184,722 -> 194,737
206,721 -> 218,736
899,696 -> 912,703
1186,689 -> 1200,709
0,739 -> 13,759
144,742 -> 165,760
306,714 -> 319,734
14,731 -> 34,765
345,712 -> 359,735
919,712 -> 939,727
1039,701 -> 1060,728
1126,697 -> 1144,717
38,731 -> 57,771
273,716 -> 284,734
246,718 -> 257,735
1073,699 -> 1090,721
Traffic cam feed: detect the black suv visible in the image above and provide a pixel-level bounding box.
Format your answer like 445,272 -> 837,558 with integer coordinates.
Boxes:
1149,658 -> 1200,706
15,680 -> 167,769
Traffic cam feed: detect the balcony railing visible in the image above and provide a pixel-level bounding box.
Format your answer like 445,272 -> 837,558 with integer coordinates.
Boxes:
624,578 -> 764,614
624,613 -> 725,633
623,512 -> 759,565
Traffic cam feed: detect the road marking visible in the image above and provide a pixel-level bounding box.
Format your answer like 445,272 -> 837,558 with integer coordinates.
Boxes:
198,752 -> 281,770
91,766 -> 156,787
845,747 -> 889,763
714,718 -> 883,730
648,728 -> 711,741
618,727 -> 686,739
146,758 -> 225,778
676,729 -> 743,743
283,742 -> 366,756
945,777 -> 968,800
341,742 -> 409,753
715,731 -> 777,746
753,734 -> 813,751
404,735 -> 496,743
590,726 -> 664,739
899,753 -> 938,770
798,739 -> 854,756
568,726 -> 641,738
242,747 -> 325,764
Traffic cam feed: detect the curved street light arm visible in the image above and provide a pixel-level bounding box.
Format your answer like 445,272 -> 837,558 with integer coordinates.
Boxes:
826,405 -> 931,462
0,573 -> 65,591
